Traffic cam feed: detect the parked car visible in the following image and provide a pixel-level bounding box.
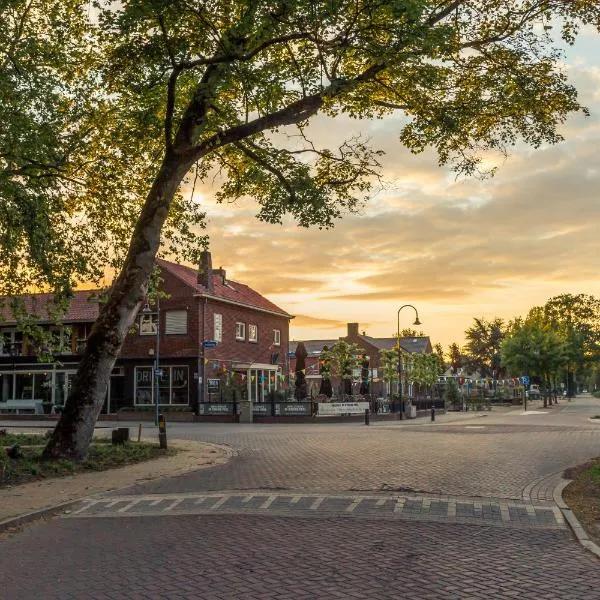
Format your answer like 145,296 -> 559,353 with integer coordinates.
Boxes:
526,385 -> 541,400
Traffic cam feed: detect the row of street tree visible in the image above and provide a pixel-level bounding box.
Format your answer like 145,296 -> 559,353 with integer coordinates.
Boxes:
444,294 -> 600,405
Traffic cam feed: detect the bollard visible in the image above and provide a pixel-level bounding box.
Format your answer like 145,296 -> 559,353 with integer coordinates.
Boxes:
158,413 -> 168,450
431,406 -> 435,422
364,408 -> 370,426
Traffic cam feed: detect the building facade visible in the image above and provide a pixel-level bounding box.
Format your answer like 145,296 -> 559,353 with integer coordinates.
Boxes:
0,252 -> 292,414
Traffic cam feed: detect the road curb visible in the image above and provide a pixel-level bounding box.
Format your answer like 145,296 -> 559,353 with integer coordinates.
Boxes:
0,498 -> 83,534
553,477 -> 600,559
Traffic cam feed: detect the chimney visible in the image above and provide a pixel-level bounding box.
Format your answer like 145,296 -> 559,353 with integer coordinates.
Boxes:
347,323 -> 359,338
213,267 -> 226,284
197,251 -> 214,293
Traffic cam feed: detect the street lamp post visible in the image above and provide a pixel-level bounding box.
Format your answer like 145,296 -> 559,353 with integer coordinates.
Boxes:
397,304 -> 421,420
142,297 -> 161,426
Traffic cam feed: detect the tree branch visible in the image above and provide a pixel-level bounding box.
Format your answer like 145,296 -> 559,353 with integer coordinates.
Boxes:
192,63 -> 385,159
233,140 -> 297,202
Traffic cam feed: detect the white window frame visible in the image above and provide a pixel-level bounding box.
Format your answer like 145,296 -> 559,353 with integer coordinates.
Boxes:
139,314 -> 158,336
214,313 -> 222,342
248,324 -> 258,343
165,310 -> 187,335
273,329 -> 281,346
235,322 -> 246,341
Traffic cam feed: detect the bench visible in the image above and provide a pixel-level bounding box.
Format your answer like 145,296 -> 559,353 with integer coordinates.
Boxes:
0,400 -> 45,415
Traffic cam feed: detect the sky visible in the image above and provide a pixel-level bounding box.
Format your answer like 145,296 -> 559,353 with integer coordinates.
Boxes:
183,26 -> 600,350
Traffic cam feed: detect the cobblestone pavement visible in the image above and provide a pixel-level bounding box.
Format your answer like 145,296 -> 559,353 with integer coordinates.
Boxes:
2,514 -> 599,600
1,397 -> 599,599
120,416 -> 600,501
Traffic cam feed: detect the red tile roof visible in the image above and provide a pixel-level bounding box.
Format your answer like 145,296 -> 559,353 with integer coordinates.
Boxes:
158,259 -> 292,318
0,290 -> 100,325
0,260 -> 291,324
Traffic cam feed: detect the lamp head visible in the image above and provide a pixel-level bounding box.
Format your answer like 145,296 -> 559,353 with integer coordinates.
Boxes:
413,317 -> 422,326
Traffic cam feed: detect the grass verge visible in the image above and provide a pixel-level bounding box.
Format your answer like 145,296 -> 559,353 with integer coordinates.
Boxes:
1,440 -> 175,487
563,458 -> 600,547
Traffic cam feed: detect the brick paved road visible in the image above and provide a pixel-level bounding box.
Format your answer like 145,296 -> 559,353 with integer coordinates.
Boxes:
1,397 -> 599,599
2,515 -> 598,600
121,419 -> 600,500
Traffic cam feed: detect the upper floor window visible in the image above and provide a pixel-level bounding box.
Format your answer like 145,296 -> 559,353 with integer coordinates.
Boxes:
214,313 -> 222,342
248,324 -> 258,343
1,329 -> 23,356
139,313 -> 158,336
50,327 -> 73,354
235,322 -> 245,341
165,310 -> 187,335
273,329 -> 281,346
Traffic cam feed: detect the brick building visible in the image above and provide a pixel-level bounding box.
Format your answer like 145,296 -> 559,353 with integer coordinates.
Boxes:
290,322 -> 432,398
0,252 -> 292,414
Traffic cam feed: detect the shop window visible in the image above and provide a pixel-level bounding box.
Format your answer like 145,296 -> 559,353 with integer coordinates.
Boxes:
134,365 -> 189,405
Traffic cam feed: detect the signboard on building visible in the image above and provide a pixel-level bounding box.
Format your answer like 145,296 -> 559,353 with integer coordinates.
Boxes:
207,378 -> 220,393
198,403 -> 233,415
317,401 -> 369,416
277,403 -> 311,416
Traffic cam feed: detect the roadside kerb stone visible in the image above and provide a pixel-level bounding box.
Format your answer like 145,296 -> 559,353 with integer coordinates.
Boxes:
553,477 -> 600,559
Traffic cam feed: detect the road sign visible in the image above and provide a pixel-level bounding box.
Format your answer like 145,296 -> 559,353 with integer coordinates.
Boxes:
202,340 -> 218,348
520,375 -> 529,385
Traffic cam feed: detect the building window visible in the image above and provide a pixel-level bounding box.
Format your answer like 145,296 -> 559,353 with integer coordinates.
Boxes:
165,310 -> 187,335
273,329 -> 281,346
214,313 -> 222,342
248,324 -> 258,343
0,330 -> 23,356
134,365 -> 189,405
235,322 -> 245,340
50,327 -> 73,354
139,314 -> 158,336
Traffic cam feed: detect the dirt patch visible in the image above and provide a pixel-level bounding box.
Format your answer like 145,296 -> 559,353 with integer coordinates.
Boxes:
563,458 -> 600,547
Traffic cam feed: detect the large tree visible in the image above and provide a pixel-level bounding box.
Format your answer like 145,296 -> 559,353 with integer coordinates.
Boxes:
464,317 -> 507,377
2,1 -> 599,459
529,294 -> 600,396
501,318 -> 569,407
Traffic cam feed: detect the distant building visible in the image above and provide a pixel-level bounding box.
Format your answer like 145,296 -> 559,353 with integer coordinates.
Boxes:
289,322 -> 432,397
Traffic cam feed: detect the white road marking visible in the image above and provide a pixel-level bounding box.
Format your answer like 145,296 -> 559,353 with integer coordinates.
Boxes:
310,497 -> 324,510
73,501 -> 98,514
118,499 -> 141,513
164,498 -> 183,511
260,496 -> 276,509
210,496 -> 229,510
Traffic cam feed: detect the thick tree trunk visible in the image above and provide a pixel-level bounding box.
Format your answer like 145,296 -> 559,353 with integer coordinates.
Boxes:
43,153 -> 192,460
